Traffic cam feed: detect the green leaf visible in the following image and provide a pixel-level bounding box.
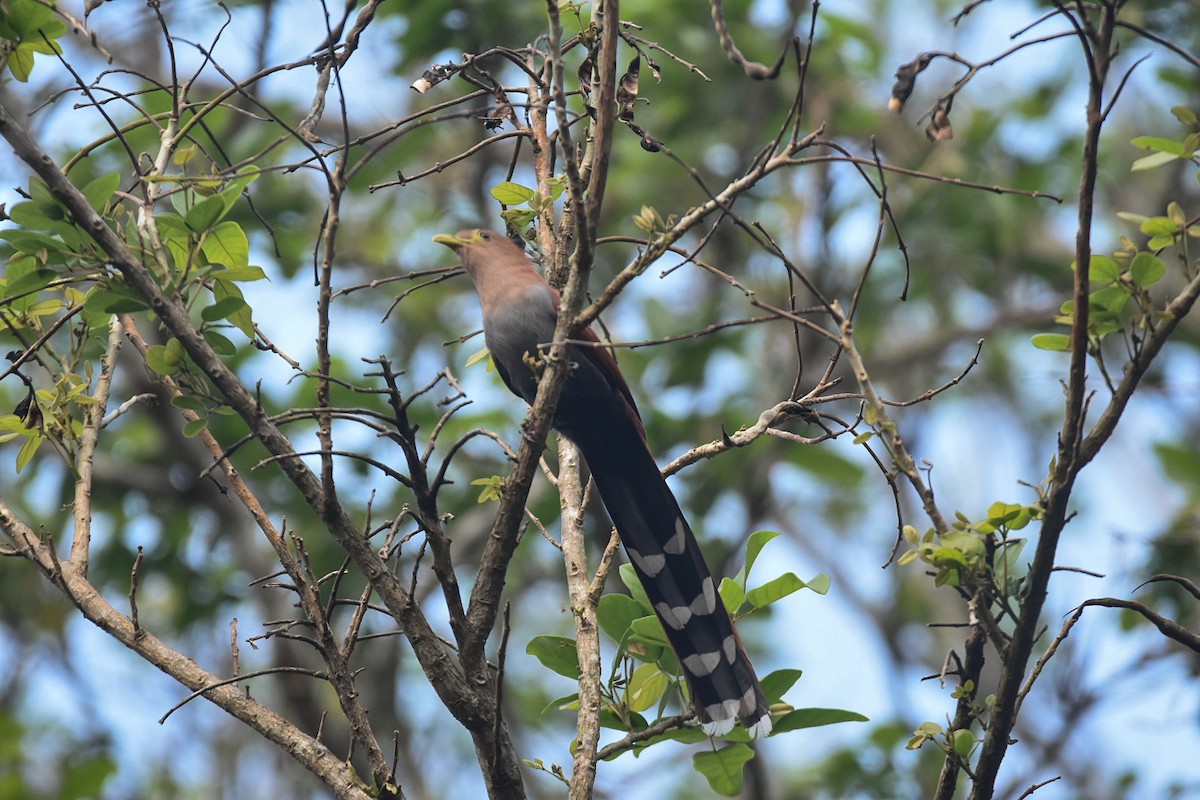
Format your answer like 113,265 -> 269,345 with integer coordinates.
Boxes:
1171,106 -> 1200,126
931,546 -> 967,567
742,530 -> 780,583
986,501 -> 1023,526
153,212 -> 192,270
172,144 -> 200,166
211,265 -> 268,282
525,635 -> 580,679
806,572 -> 830,594
693,744 -> 754,796
212,280 -> 254,338
9,42 -> 36,81
28,178 -> 63,218
201,221 -> 250,268
84,286 -> 149,314
203,328 -> 238,356
1115,211 -> 1149,225
863,402 -> 881,426
1131,136 -> 1185,155
7,0 -> 57,35
1130,252 -> 1166,286
629,614 -> 669,648
16,431 -> 43,471
500,208 -> 537,230
1089,284 -> 1129,315
1031,333 -> 1070,351
618,562 -> 653,612
541,692 -> 580,717
171,395 -> 208,413
601,706 -> 650,734
746,573 -> 808,609
597,593 -> 649,644
1141,216 -> 1178,236
182,418 -> 209,438
941,529 -> 985,556
771,707 -> 869,734
953,728 -> 975,759
216,165 -> 260,214
24,297 -> 62,318
185,194 -> 228,233
81,172 -> 121,212
465,347 -> 492,369
544,175 -> 566,202
201,295 -> 248,322
907,720 -> 943,749
490,181 -> 536,205
625,663 -> 669,712
146,342 -> 183,376
6,201 -> 53,229
1132,151 -> 1180,171
3,265 -> 56,301
470,476 -> 504,503
718,576 -> 745,614
1087,255 -> 1120,283
1172,106 -> 1199,127
624,725 -> 708,751
759,668 -> 803,704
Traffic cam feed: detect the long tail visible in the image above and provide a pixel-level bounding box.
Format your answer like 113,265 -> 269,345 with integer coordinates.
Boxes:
572,417 -> 772,738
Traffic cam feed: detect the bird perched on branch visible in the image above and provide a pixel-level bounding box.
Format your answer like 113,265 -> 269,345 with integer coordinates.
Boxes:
433,229 -> 772,738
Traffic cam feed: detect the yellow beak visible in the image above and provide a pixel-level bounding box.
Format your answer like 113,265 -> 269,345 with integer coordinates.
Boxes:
432,233 -> 465,248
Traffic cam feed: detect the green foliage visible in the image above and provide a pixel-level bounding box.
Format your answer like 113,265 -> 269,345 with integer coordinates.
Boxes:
0,0 -> 66,81
0,413 -> 42,471
906,717 -> 980,764
470,475 -> 505,503
897,501 -> 1039,591
772,707 -> 869,734
490,178 -> 565,239
631,205 -> 678,238
526,635 -> 582,679
693,744 -> 755,796
1036,113 -> 1200,357
1129,106 -> 1200,172
0,162 -> 265,470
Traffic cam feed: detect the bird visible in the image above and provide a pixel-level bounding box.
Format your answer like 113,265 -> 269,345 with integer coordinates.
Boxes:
433,228 -> 772,738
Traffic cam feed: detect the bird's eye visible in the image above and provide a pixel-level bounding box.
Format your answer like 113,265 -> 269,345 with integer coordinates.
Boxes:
479,231 -> 491,240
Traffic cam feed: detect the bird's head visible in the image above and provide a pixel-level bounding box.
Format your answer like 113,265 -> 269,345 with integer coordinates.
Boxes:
433,229 -> 529,281
431,228 -> 496,251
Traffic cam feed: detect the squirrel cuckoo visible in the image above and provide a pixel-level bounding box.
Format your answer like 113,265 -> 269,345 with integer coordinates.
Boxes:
433,229 -> 772,738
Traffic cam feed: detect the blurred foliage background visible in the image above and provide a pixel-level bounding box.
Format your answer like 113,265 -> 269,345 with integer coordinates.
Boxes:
1,0 -> 1199,798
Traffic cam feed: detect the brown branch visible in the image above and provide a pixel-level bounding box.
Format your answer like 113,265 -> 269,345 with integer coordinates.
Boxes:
558,439 -> 603,800
71,317 -> 122,572
970,7 -> 1113,797
1137,574 -> 1200,602
1076,598 -> 1200,653
0,499 -> 372,800
594,713 -> 692,760
933,591 -> 989,800
709,0 -> 785,79
121,319 -> 393,788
